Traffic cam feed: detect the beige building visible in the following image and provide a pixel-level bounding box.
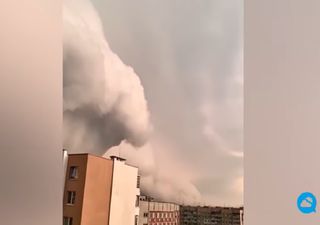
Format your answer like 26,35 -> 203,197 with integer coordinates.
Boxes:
63,153 -> 140,225
138,196 -> 180,225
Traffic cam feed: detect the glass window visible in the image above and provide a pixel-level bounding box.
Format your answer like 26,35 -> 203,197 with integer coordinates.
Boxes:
135,195 -> 139,207
134,215 -> 138,225
137,175 -> 141,188
63,217 -> 73,225
69,166 -> 78,179
67,191 -> 76,204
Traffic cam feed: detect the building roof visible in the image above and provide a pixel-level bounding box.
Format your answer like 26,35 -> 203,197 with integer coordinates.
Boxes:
67,153 -> 140,169
110,155 -> 126,162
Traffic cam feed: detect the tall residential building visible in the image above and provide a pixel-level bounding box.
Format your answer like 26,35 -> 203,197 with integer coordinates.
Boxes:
63,153 -> 140,225
138,196 -> 180,225
180,205 -> 242,225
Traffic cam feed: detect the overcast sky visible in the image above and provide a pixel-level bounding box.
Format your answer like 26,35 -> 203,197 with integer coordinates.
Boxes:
91,0 -> 243,206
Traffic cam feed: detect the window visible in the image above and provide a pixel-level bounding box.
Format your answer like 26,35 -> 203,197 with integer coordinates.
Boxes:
63,217 -> 73,225
143,212 -> 149,217
135,195 -> 139,207
69,166 -> 78,179
137,175 -> 141,188
67,191 -> 76,204
134,215 -> 139,225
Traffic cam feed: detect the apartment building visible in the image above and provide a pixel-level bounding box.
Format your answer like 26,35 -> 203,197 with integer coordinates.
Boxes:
63,153 -> 140,225
180,205 -> 242,225
139,196 -> 180,225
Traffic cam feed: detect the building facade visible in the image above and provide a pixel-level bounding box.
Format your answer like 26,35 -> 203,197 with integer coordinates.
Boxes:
108,156 -> 140,225
180,206 -> 242,225
139,196 -> 180,225
63,153 -> 140,225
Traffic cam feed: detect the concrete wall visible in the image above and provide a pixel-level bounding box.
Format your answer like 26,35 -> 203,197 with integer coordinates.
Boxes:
109,160 -> 140,225
148,202 -> 180,211
139,200 -> 149,225
81,155 -> 113,225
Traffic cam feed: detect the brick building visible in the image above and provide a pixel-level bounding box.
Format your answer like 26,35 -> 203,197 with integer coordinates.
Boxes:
139,196 -> 180,225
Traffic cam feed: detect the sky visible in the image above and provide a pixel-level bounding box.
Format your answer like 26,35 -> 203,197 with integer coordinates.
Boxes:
65,0 -> 243,206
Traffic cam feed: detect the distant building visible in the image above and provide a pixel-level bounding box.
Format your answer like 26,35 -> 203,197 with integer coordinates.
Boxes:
139,196 -> 180,225
180,205 -> 242,225
63,153 -> 140,225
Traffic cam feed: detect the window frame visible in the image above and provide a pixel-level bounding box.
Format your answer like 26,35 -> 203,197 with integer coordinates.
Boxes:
68,166 -> 78,179
63,217 -> 73,225
67,191 -> 76,205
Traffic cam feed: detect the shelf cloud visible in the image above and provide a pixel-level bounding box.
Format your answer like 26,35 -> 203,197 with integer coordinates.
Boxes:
63,0 -> 151,155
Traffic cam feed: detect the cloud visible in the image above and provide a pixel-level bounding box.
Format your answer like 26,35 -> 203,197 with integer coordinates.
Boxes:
91,0 -> 243,206
63,0 -> 203,205
301,198 -> 313,208
63,0 -> 151,155
105,140 -> 202,205
64,0 -> 243,206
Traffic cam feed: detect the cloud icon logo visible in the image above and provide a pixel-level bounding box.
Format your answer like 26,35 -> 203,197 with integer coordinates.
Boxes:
301,198 -> 313,207
297,192 -> 317,214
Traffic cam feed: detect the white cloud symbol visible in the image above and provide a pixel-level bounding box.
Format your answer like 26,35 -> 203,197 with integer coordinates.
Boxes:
301,197 -> 313,208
